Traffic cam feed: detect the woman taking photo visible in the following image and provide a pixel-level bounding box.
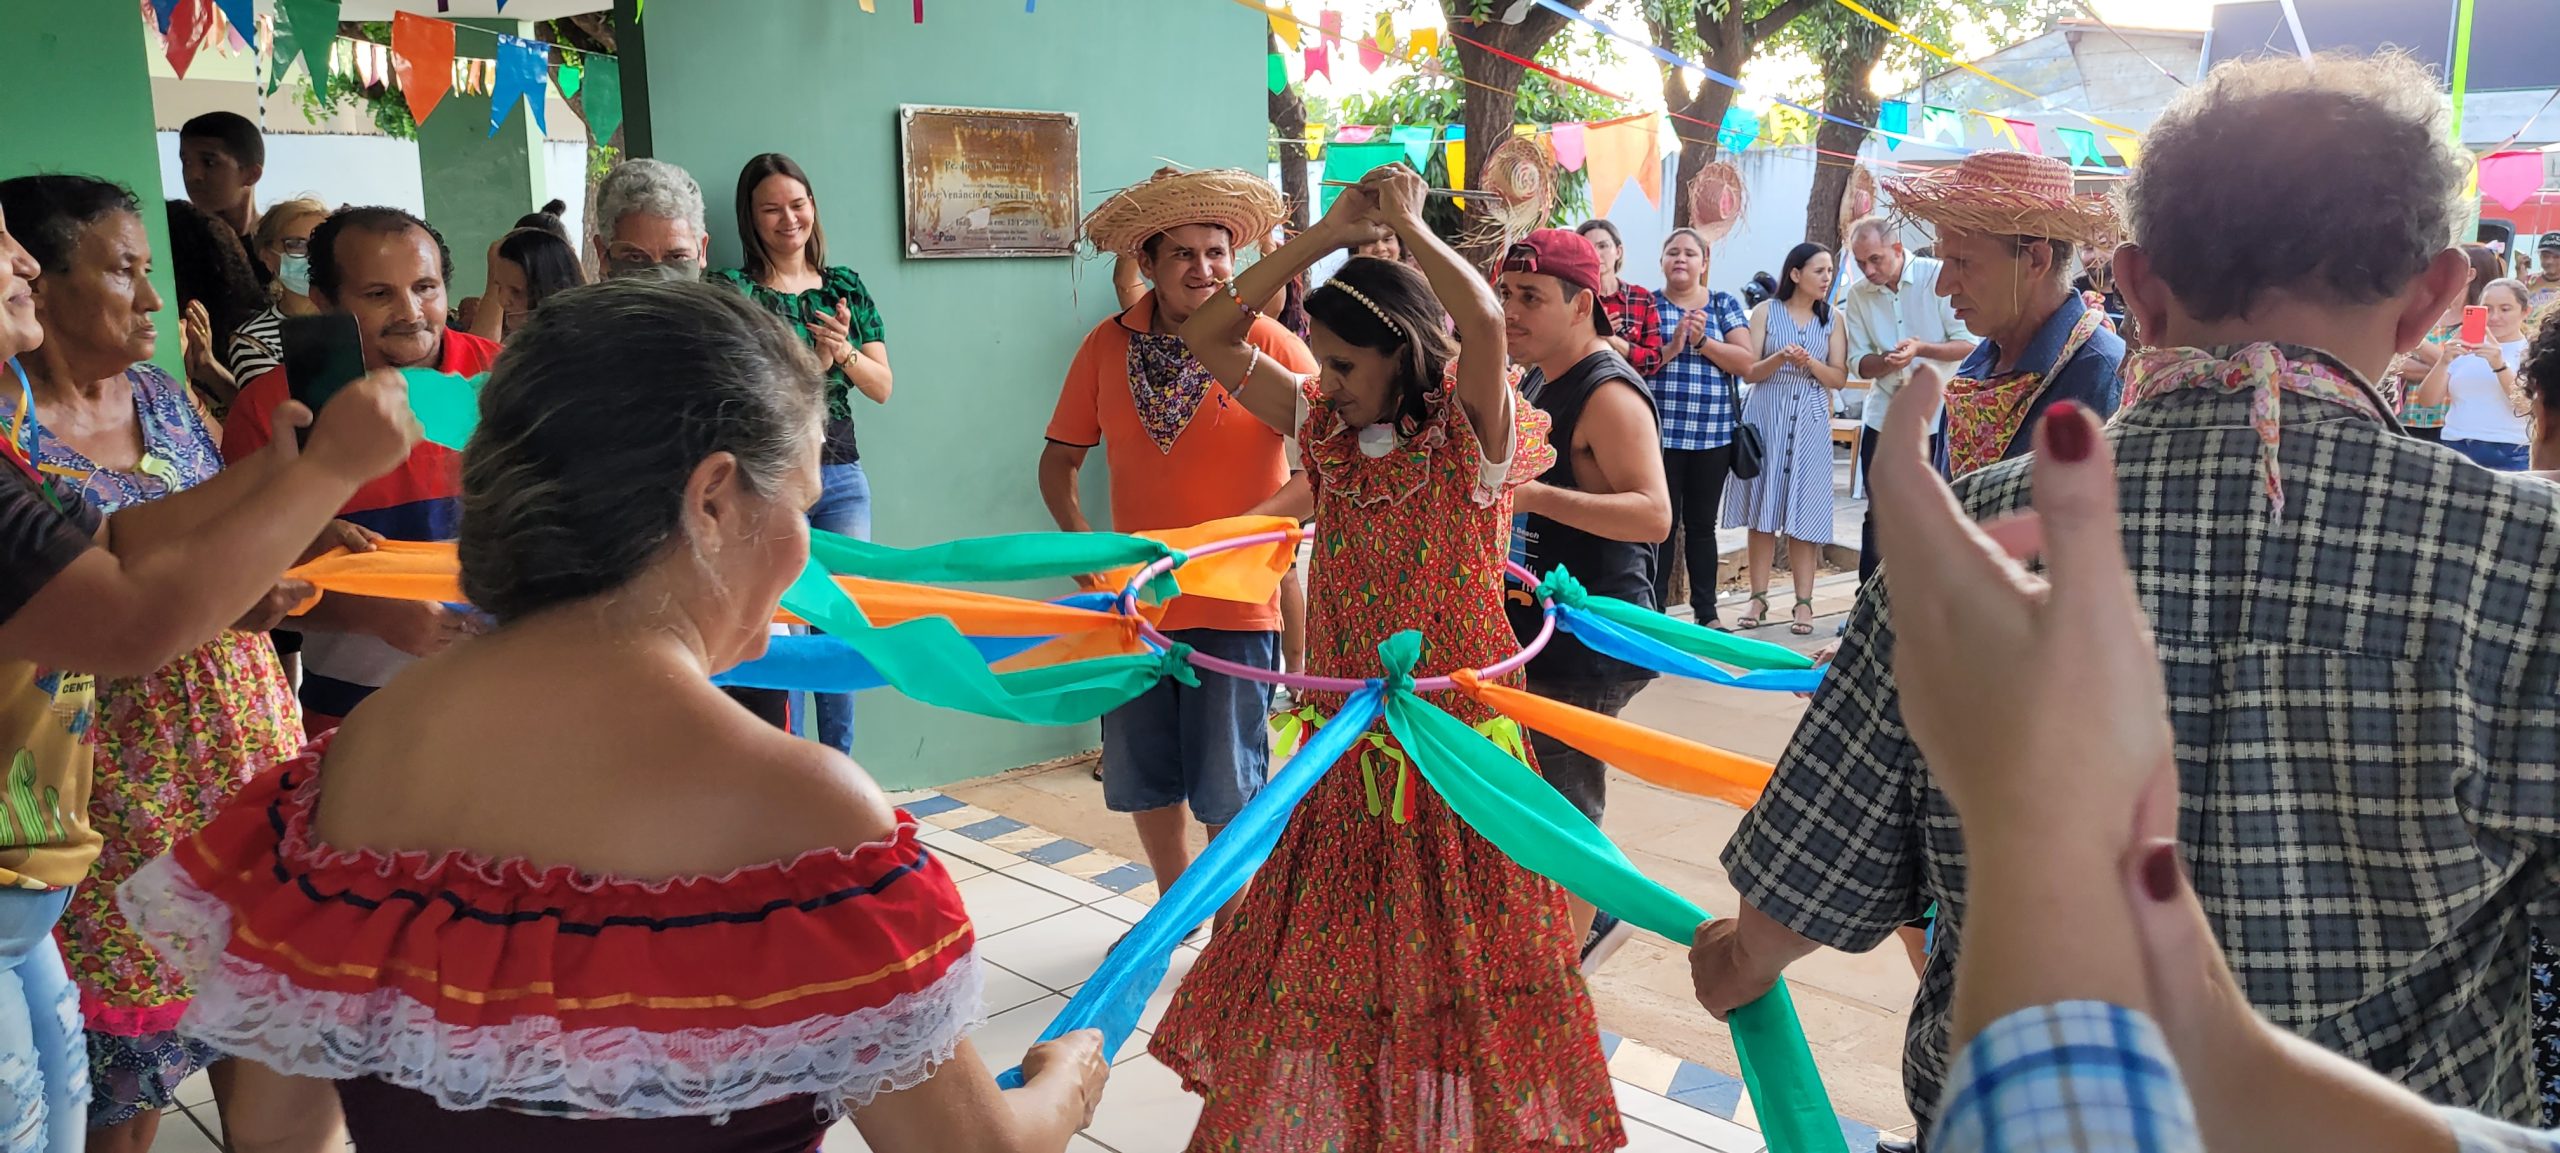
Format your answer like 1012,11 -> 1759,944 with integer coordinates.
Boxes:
715,152 -> 890,756
125,280 -> 1106,1150
2414,276 -> 2534,470
0,174 -> 335,1153
225,197 -> 328,385
467,226 -> 585,345
1649,227 -> 1753,626
1575,218 -> 1663,377
1722,241 -> 1850,635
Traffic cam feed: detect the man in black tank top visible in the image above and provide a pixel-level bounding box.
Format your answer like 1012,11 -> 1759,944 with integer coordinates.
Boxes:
1496,230 -> 1672,970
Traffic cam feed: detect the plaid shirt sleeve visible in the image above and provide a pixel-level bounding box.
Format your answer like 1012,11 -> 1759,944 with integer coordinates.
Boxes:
1713,292 -> 1750,342
1720,575 -> 1932,950
1933,1002 -> 2201,1153
1617,288 -> 1664,376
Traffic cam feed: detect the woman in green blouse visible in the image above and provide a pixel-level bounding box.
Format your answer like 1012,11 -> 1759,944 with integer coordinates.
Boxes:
717,152 -> 892,754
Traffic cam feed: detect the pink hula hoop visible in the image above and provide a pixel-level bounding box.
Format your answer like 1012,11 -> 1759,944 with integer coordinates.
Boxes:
1118,524 -> 1557,694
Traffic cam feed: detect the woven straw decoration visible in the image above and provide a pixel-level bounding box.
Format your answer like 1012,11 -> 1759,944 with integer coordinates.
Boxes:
1457,134 -> 1553,252
1686,161 -> 1747,244
1838,164 -> 1879,239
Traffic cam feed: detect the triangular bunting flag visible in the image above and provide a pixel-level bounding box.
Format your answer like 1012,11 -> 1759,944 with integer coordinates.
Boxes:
557,54 -> 583,99
1304,122 -> 1325,160
2057,126 -> 2101,167
1271,9 -> 1301,50
278,0 -> 340,101
2005,118 -> 2042,155
1318,10 -> 1340,44
391,13 -> 455,127
581,56 -> 624,145
212,0 -> 256,47
1268,53 -> 1286,93
165,0 -> 211,78
2479,151 -> 2545,211
1445,126 -> 1466,209
1372,11 -> 1397,56
1334,125 -> 1377,144
1358,33 -> 1385,71
1921,105 -> 1963,146
266,11 -> 297,95
2104,134 -> 2142,166
1549,122 -> 1587,171
1390,124 -> 1434,171
489,34 -> 550,136
1978,111 -> 2015,147
151,0 -> 180,33
1878,101 -> 1909,150
1305,44 -> 1328,81
1319,140 -> 1405,212
1404,27 -> 1438,60
1583,117 -> 1660,217
1717,106 -> 1759,153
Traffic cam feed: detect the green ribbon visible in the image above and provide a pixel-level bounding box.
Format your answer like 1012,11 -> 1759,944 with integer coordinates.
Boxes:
778,561 -> 1160,726
1534,569 -> 1813,673
808,528 -> 1180,601
1373,629 -> 1848,1153
400,368 -> 482,452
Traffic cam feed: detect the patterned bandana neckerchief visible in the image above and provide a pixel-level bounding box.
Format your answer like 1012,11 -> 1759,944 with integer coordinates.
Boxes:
2116,343 -> 2392,518
1124,330 -> 1219,455
1942,304 -> 2106,477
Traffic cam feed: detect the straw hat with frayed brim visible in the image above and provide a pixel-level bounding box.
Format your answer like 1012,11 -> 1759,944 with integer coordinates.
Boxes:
1081,168 -> 1291,260
1883,151 -> 2120,249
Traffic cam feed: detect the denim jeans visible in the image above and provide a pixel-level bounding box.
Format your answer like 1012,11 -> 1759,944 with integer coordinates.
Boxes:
807,461 -> 873,753
0,887 -> 85,1153
2444,437 -> 2531,471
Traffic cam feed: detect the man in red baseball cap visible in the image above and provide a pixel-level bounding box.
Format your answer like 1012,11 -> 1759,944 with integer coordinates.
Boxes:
1498,227 -> 1672,971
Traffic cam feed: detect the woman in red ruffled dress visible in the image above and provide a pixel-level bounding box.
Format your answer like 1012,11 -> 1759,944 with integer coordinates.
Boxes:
121,281 -> 1108,1151
1155,166 -> 1624,1150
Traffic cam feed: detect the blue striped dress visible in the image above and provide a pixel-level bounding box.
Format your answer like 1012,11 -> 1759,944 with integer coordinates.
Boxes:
1721,302 -> 1835,543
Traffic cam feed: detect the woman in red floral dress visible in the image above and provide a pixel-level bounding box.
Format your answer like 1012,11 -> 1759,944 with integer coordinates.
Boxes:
1156,166 -> 1625,1150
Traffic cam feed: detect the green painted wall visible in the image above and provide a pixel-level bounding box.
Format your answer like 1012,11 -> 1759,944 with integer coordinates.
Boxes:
623,0 -> 1270,788
419,20 -> 555,302
0,2 -> 180,378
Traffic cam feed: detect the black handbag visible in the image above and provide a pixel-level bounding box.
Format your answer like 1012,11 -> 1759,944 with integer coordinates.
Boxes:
1730,422 -> 1766,480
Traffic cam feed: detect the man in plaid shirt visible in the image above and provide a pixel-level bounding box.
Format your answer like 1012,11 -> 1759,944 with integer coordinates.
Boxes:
1693,51 -> 2560,1144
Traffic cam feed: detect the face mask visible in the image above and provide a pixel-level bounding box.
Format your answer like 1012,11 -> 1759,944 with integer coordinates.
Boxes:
278,253 -> 312,296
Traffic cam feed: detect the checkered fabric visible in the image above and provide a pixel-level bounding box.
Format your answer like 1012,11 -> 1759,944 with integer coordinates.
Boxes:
1935,1002 -> 2197,1153
1651,289 -> 1750,451
1724,353 -> 2560,1133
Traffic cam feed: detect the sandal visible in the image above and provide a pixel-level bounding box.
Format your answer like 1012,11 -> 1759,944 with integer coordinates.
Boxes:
1734,592 -> 1769,630
1790,596 -> 1816,636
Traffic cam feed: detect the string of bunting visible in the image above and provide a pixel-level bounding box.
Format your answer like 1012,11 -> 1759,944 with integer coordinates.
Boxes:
152,0 -> 624,144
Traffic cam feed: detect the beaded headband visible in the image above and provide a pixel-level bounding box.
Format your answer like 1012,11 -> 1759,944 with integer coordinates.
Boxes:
1328,281 -> 1404,339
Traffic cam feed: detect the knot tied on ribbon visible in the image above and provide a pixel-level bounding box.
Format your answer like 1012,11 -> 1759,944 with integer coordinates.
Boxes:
1375,629 -> 1424,698
1157,642 -> 1201,688
1534,567 -> 1587,610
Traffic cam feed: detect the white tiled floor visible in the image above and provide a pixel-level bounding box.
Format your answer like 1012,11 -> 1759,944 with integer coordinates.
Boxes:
162,813 -> 1767,1153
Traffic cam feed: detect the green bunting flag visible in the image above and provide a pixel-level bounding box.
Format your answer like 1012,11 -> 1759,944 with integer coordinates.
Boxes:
277,0 -> 340,102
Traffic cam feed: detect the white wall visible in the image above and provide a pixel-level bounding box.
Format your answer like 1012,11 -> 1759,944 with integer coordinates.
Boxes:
156,132 -> 587,241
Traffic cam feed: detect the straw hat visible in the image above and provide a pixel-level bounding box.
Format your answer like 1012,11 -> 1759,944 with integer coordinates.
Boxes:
1686,160 -> 1748,244
1456,135 -> 1554,252
1882,150 -> 2119,248
1080,167 -> 1290,259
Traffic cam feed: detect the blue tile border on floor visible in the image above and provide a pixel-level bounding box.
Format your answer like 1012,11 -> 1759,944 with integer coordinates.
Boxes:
1088,862 -> 1155,893
1667,1061 -> 1744,1120
900,793 -> 965,817
1021,838 -> 1093,866
954,815 -> 1028,840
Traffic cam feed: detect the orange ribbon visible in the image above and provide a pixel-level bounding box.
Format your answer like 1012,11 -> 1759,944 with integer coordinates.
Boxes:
1450,669 -> 1772,809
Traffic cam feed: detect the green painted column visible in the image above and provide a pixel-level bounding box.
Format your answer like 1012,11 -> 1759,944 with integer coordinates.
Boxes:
417,19 -> 551,301
0,2 -> 179,377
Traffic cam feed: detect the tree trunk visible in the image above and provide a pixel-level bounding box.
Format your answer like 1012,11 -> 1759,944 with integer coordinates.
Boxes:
1442,0 -> 1589,268
1268,32 -> 1311,231
1803,18 -> 1885,251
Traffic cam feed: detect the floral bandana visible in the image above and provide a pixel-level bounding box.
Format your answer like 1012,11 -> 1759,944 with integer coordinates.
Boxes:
1943,305 -> 2105,477
1125,331 -> 1217,455
2117,343 -> 2392,517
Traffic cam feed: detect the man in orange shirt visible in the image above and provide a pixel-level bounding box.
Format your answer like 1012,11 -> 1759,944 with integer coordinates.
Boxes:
1040,170 -> 1311,934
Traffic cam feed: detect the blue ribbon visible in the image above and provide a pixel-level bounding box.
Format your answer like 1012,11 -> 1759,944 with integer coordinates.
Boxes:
993,685 -> 1387,1086
715,593 -> 1124,693
1556,607 -> 1827,693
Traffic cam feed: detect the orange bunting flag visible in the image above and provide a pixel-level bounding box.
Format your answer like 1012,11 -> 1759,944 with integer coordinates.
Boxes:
391,12 -> 455,126
1403,26 -> 1438,60
1581,116 -> 1661,217
1450,670 -> 1773,810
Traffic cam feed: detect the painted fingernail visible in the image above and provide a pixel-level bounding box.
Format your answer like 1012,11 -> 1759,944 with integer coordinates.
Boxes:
2140,843 -> 2184,902
2045,402 -> 2093,462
